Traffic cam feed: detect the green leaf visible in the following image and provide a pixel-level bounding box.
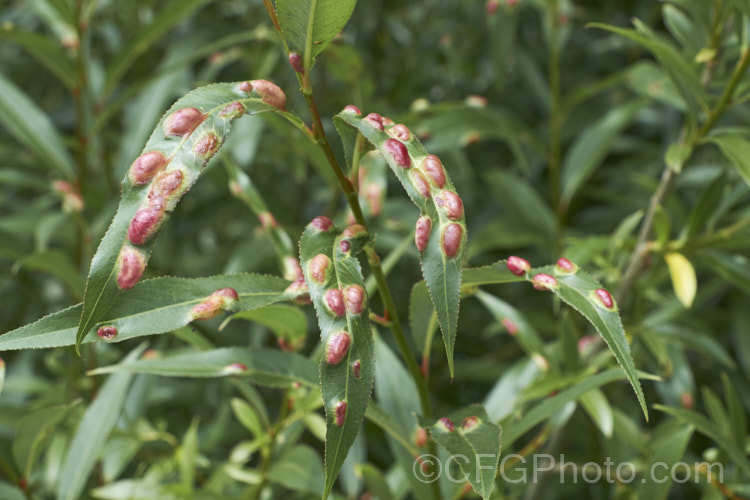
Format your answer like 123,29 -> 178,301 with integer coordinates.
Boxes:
0,357 -> 4,397
590,21 -> 708,118
364,403 -> 419,457
409,281 -> 437,358
57,344 -> 146,500
503,368 -> 626,448
655,404 -> 750,476
664,252 -> 697,308
0,29 -> 76,88
336,110 -> 466,376
89,347 -> 318,388
179,419 -> 200,493
12,400 -> 80,480
101,0 -> 209,100
707,133 -> 750,188
560,100 -> 646,205
637,422 -> 694,500
15,250 -> 84,299
703,251 -> 750,295
0,71 -> 75,179
75,81 -> 304,352
355,463 -> 393,500
0,481 -> 25,500
462,260 -> 526,287
579,388 -> 614,438
276,0 -> 358,70
475,290 -> 549,364
231,398 -> 265,438
531,265 -> 648,420
299,219 -> 374,499
419,405 -> 502,500
625,61 -> 687,110
221,305 -> 307,347
0,273 -> 298,351
268,445 -> 325,495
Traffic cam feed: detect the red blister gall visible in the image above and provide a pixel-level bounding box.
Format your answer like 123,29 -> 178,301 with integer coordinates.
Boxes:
506,256 -> 531,276
308,254 -> 331,285
339,240 -> 351,253
390,124 -> 412,141
415,216 -> 432,252
364,113 -> 384,131
223,363 -> 248,375
325,332 -> 351,365
288,52 -> 304,73
593,288 -> 616,310
532,273 -> 558,291
283,257 -> 304,281
258,211 -> 277,230
219,101 -> 245,119
342,224 -> 367,238
129,151 -> 168,185
461,416 -> 479,431
555,257 -> 577,274
325,289 -> 346,317
343,104 -> 362,115
97,325 -> 118,340
421,155 -> 446,188
383,138 -> 411,168
117,247 -> 146,290
438,417 -> 454,432
127,207 -> 163,246
415,427 -> 428,447
436,191 -> 463,220
344,285 -> 365,314
352,360 -> 361,379
410,169 -> 431,198
164,107 -> 204,136
194,132 -> 220,159
149,170 -> 184,203
381,116 -> 395,127
190,287 -> 239,320
239,80 -> 287,110
335,401 -> 347,426
441,223 -> 463,258
502,317 -> 518,335
311,216 -> 334,232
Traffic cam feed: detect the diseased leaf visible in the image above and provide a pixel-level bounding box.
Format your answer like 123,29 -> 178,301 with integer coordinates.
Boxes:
336,109 -> 466,376
75,81 -> 304,352
0,273 -> 298,351
276,0 -> 358,69
298,218 -> 374,499
528,264 -> 648,419
418,405 -> 501,500
664,252 -> 697,308
462,260 -> 526,287
57,345 -> 146,500
90,347 -> 318,388
0,71 -> 76,179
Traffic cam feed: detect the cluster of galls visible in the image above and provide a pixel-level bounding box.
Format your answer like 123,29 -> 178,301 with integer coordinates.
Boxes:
437,415 -> 479,433
342,106 -> 466,260
506,255 -> 616,310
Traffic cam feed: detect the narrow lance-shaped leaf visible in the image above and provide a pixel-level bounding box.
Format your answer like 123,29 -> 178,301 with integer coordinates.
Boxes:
335,108 -> 467,377
526,261 -> 648,419
75,79 -> 301,352
299,217 -> 375,499
57,344 -> 146,500
90,347 -> 318,389
275,0 -> 358,70
418,405 -> 502,500
1,273 -> 300,351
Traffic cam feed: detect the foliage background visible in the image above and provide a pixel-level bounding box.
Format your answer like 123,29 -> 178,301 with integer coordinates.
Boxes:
1,0 -> 750,499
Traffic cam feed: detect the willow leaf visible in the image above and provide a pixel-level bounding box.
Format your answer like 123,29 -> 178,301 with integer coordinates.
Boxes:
1,273 -> 298,351
90,347 -> 318,388
76,80 -> 302,352
299,218 -> 374,499
335,109 -> 466,377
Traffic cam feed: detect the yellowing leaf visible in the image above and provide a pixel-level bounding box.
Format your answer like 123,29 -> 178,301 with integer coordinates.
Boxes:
665,252 -> 697,308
